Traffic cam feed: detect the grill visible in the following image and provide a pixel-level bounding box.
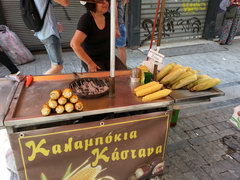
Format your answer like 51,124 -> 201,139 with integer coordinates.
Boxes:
69,77 -> 110,98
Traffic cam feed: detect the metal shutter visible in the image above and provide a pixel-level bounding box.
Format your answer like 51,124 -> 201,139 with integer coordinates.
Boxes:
1,0 -> 86,50
140,0 -> 208,45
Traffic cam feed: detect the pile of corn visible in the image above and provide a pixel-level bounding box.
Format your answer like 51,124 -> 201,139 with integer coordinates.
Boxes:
134,81 -> 172,102
157,63 -> 221,91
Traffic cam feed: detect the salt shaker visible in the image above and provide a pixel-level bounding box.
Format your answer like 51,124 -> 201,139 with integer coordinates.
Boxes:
131,68 -> 140,83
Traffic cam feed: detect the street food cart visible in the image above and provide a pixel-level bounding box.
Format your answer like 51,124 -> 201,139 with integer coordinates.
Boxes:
0,0 -> 225,179
0,71 -> 224,180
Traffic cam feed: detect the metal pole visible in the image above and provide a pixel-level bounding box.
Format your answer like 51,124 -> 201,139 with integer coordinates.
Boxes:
157,0 -> 166,47
153,0 -> 166,81
109,0 -> 116,97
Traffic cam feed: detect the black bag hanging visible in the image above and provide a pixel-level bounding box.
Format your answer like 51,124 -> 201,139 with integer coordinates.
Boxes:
225,4 -> 238,19
20,0 -> 51,32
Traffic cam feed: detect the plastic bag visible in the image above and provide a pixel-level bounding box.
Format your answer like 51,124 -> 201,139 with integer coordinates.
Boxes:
0,25 -> 34,65
229,105 -> 240,130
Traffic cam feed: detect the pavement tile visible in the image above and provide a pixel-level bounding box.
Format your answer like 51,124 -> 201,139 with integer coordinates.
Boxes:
162,164 -> 183,179
169,155 -> 190,173
168,128 -> 183,143
221,121 -> 232,129
214,171 -> 239,180
202,117 -> 215,126
213,122 -> 228,131
190,119 -> 206,129
204,133 -> 221,142
188,136 -> 208,146
200,126 -> 213,135
182,119 -> 196,131
183,172 -> 200,180
231,152 -> 240,163
221,158 -> 240,176
166,140 -> 191,153
184,130 -> 198,138
172,127 -> 190,140
185,156 -> 207,168
192,167 -> 212,180
193,128 -> 206,137
175,120 -> 192,131
167,136 -> 175,145
207,125 -> 219,133
201,158 -> 240,179
217,128 -> 236,138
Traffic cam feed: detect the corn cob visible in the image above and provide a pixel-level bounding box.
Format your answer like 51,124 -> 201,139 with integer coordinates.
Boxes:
142,89 -> 172,102
185,67 -> 192,71
157,63 -> 175,81
191,78 -> 221,91
171,74 -> 198,89
186,75 -> 211,90
134,81 -> 159,93
160,68 -> 186,85
188,70 -> 199,74
169,71 -> 196,85
197,74 -> 210,79
136,83 -> 163,97
169,64 -> 182,73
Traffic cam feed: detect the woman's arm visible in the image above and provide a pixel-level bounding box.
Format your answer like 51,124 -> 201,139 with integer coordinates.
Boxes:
53,0 -> 70,7
70,30 -> 100,72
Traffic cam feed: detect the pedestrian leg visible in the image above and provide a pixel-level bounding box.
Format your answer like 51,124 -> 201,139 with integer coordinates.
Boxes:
0,51 -> 19,74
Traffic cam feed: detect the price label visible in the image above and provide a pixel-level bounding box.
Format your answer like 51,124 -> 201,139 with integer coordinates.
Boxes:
147,49 -> 165,63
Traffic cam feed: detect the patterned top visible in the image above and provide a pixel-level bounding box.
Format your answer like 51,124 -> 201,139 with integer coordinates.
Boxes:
34,0 -> 60,41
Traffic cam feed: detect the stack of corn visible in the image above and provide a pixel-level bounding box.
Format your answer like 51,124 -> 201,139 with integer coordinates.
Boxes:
134,81 -> 172,102
157,63 -> 221,91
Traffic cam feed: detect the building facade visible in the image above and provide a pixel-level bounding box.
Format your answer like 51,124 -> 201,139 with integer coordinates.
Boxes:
0,0 -> 237,50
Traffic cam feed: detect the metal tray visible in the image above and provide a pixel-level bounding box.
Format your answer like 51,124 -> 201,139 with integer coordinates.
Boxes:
170,87 -> 225,103
0,78 -> 18,127
4,74 -> 174,128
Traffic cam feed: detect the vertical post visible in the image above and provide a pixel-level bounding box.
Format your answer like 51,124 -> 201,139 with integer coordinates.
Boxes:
109,0 -> 116,97
127,0 -> 141,48
202,0 -> 220,40
157,0 -> 166,47
0,1 -> 6,25
153,0 -> 166,81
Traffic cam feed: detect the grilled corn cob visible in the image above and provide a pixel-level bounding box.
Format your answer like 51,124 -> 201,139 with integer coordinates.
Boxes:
186,75 -> 211,90
170,71 -> 196,85
160,68 -> 186,85
134,81 -> 159,93
169,64 -> 182,73
142,89 -> 172,102
171,74 -> 198,89
136,83 -> 163,97
157,63 -> 175,81
191,78 -> 221,91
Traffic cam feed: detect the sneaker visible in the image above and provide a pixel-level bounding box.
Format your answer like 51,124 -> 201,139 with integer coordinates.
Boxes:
5,71 -> 23,82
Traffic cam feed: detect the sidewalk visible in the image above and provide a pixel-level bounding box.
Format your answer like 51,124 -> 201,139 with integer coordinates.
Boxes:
0,39 -> 240,179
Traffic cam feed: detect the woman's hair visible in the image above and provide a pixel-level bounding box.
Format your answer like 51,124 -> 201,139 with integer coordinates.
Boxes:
85,3 -> 96,12
84,0 -> 110,12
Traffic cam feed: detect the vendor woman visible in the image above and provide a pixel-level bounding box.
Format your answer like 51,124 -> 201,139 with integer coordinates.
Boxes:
70,0 -> 126,72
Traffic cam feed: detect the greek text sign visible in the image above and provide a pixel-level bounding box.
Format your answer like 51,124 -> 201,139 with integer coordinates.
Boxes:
9,111 -> 170,180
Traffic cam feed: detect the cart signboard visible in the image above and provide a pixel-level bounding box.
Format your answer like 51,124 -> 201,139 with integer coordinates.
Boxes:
9,111 -> 170,180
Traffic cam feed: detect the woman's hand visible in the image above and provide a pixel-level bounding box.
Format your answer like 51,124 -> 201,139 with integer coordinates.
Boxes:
88,62 -> 101,72
116,29 -> 121,38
